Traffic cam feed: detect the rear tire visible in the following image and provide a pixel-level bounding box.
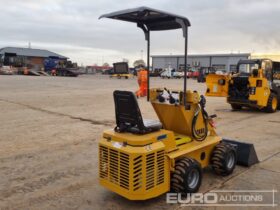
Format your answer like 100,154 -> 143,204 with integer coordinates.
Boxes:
264,93 -> 278,113
211,142 -> 237,176
171,157 -> 202,194
231,104 -> 242,110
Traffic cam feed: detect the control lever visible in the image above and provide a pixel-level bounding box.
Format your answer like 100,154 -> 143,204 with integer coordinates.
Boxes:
209,114 -> 217,119
157,88 -> 166,103
158,93 -> 165,102
164,88 -> 176,104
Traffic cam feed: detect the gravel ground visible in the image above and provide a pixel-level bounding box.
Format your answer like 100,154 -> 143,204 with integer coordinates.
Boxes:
0,75 -> 279,210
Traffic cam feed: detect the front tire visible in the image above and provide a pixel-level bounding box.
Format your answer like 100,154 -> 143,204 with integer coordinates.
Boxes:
211,142 -> 237,176
264,93 -> 278,113
171,157 -> 202,194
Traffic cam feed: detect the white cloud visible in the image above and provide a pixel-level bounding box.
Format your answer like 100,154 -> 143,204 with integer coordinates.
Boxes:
1,0 -> 280,65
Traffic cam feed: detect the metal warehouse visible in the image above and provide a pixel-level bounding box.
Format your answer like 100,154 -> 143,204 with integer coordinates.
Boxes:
151,53 -> 250,72
0,47 -> 67,70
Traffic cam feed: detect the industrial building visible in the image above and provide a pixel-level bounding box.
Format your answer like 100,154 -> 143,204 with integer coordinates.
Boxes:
152,53 -> 280,72
0,47 -> 67,70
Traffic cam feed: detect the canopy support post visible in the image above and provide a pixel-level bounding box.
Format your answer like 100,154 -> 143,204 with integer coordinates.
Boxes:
146,31 -> 150,101
176,19 -> 189,109
184,27 -> 188,109
137,23 -> 150,101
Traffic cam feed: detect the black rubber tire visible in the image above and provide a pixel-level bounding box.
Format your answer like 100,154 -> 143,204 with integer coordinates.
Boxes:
264,93 -> 278,113
211,142 -> 237,176
171,157 -> 202,194
231,104 -> 242,110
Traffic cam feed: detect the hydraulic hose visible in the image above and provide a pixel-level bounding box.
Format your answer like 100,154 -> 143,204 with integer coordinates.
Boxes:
192,95 -> 209,141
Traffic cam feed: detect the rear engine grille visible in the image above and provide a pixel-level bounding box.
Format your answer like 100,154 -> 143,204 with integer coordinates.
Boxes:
146,153 -> 155,190
109,149 -> 119,184
157,150 -> 165,185
99,146 -> 108,179
145,150 -> 165,190
100,145 -> 165,192
133,155 -> 143,191
99,146 -> 129,190
120,152 -> 129,189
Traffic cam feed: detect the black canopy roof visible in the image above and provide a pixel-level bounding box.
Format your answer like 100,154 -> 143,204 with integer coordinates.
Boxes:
99,7 -> 191,105
99,7 -> 190,31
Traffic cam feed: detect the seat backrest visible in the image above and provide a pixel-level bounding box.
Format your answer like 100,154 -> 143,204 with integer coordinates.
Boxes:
113,90 -> 145,132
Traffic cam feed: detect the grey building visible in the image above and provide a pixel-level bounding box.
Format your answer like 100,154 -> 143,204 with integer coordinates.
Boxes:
0,47 -> 67,70
151,53 -> 250,72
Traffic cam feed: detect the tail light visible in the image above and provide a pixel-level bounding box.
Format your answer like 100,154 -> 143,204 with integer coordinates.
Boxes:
256,80 -> 262,87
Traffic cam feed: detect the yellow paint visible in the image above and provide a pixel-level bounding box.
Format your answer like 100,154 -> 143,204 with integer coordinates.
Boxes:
103,129 -> 177,152
174,134 -> 192,146
248,72 -> 270,107
99,88 -> 221,200
150,88 -> 216,137
99,131 -> 220,200
99,139 -> 170,200
205,73 -> 230,97
168,135 -> 221,169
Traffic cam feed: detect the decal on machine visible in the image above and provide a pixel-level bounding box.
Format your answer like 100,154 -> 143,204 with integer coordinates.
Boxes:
112,141 -> 123,149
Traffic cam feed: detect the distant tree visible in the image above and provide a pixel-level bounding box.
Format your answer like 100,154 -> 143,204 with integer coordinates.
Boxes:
133,59 -> 146,67
103,62 -> 110,67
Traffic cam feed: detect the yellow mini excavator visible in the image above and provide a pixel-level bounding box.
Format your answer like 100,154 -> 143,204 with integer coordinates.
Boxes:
206,59 -> 280,112
98,7 -> 258,200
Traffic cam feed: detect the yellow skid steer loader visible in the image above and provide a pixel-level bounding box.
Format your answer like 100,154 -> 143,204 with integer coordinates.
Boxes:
98,7 -> 258,200
206,59 -> 280,112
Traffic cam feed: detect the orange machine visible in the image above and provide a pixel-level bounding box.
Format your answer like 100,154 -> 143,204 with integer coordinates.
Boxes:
136,68 -> 148,97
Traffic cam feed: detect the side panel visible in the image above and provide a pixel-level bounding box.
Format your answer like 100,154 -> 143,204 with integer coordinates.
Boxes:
205,74 -> 230,97
248,77 -> 270,107
167,136 -> 221,169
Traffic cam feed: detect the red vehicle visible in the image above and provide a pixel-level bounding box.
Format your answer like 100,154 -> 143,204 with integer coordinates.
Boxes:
187,69 -> 199,78
192,70 -> 199,78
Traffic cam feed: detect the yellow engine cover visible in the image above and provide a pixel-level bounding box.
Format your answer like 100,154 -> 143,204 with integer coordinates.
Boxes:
99,138 -> 170,200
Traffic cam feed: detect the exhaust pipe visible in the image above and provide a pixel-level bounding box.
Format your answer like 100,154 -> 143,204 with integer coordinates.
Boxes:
222,139 -> 259,167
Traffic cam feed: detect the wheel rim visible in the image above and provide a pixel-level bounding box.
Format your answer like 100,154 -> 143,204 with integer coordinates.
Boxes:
226,152 -> 235,169
272,97 -> 277,110
187,169 -> 199,189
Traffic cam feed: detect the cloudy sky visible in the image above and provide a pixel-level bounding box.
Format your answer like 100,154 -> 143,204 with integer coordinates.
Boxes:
1,0 -> 280,66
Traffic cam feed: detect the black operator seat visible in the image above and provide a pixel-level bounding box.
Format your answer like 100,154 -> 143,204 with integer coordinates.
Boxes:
113,90 -> 162,134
